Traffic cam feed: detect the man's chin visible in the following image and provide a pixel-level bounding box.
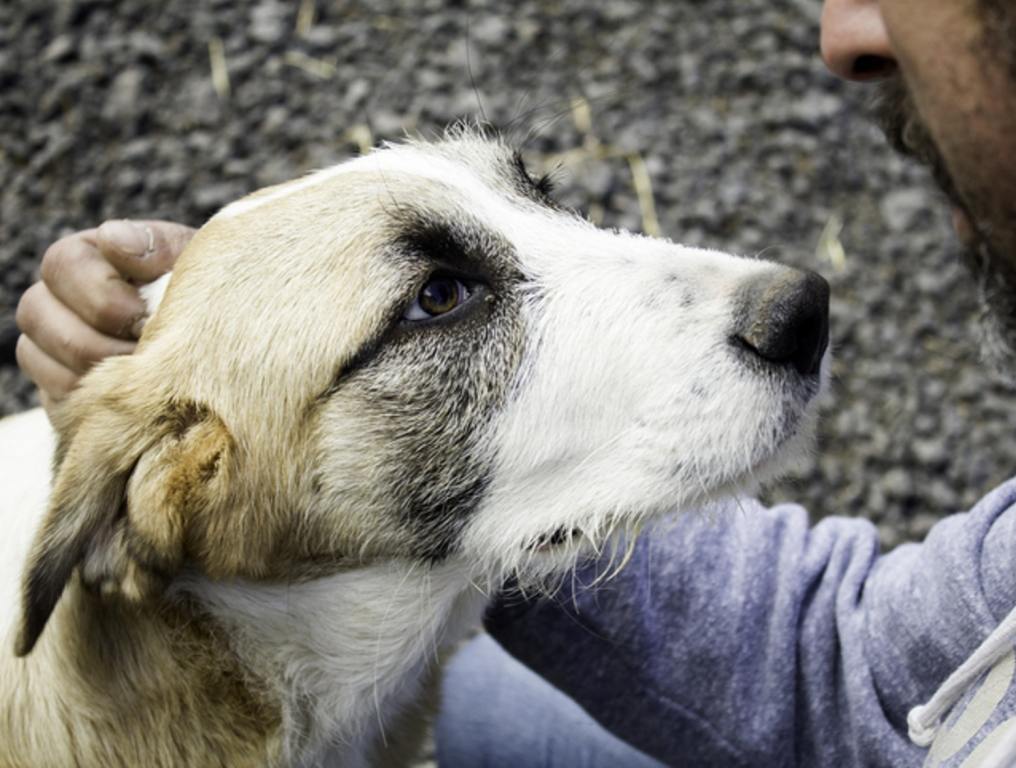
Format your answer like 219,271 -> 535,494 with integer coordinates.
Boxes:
965,239 -> 1016,382
979,315 -> 1016,383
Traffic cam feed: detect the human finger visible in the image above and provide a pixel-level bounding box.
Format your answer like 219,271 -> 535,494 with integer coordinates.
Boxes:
96,219 -> 196,283
39,230 -> 149,340
16,282 -> 136,375
15,333 -> 81,404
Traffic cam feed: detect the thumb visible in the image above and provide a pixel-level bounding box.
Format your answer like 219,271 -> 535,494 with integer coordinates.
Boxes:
96,219 -> 197,283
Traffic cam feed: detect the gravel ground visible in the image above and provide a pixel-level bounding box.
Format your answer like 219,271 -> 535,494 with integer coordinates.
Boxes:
5,2 -> 1016,765
3,4 -> 1016,554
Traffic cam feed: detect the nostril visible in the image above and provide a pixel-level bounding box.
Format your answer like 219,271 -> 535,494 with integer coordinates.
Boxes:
850,54 -> 896,80
734,270 -> 830,377
787,307 -> 830,376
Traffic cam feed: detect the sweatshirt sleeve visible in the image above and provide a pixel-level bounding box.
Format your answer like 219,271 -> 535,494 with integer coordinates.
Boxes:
484,479 -> 1016,767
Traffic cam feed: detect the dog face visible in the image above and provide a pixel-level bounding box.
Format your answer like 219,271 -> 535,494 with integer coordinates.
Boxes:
17,129 -> 827,653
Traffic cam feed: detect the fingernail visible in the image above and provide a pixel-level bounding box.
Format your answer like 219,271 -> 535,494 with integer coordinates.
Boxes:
103,220 -> 156,258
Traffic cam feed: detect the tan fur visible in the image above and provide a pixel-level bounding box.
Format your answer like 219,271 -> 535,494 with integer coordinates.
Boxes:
2,173 -> 449,765
1,583 -> 281,767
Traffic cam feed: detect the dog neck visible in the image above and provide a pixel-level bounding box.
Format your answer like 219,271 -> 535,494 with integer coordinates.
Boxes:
1,576 -> 282,766
2,558 -> 485,767
181,557 -> 487,765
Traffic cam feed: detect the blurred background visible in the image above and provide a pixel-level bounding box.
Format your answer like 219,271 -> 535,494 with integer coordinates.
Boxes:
2,0 -> 1016,548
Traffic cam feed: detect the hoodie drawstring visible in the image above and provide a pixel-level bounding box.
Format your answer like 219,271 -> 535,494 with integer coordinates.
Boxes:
908,605 -> 1016,748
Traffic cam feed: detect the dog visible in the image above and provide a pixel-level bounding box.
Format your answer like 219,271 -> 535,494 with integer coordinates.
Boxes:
0,128 -> 829,767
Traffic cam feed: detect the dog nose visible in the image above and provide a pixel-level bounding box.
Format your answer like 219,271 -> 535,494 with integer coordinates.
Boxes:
734,269 -> 830,376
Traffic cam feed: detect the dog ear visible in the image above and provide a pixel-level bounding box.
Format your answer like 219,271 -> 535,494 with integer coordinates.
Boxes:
14,400 -> 233,657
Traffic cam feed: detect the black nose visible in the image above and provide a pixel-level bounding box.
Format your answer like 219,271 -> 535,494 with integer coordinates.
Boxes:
733,268 -> 830,376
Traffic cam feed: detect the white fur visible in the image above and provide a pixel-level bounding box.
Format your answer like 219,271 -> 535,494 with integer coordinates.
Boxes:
467,226 -> 825,577
139,271 -> 172,315
0,408 -> 55,639
185,560 -> 485,765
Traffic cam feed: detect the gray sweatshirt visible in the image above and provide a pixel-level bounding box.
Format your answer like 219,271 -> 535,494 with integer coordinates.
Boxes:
486,478 -> 1016,767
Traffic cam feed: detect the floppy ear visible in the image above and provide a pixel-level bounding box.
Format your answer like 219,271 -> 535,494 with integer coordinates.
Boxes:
14,400 -> 233,657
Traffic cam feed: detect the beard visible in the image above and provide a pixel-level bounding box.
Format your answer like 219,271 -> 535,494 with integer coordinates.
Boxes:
967,240 -> 1016,380
871,75 -> 1016,380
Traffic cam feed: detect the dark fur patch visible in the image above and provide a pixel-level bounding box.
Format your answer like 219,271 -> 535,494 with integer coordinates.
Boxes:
157,400 -> 213,438
16,543 -> 81,656
312,209 -> 527,562
510,150 -> 559,208
407,473 -> 492,561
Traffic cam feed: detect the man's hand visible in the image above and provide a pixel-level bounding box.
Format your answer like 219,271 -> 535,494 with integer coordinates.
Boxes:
16,220 -> 195,414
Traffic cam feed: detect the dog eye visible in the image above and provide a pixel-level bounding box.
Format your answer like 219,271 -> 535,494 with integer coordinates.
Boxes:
403,275 -> 472,321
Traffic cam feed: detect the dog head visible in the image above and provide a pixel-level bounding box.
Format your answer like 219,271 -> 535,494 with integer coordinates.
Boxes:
16,129 -> 828,654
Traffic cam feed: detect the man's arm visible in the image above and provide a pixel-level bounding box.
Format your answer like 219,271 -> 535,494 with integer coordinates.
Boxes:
486,483 -> 1016,766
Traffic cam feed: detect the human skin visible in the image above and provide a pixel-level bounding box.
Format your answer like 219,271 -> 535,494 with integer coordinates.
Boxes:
821,0 -> 1016,274
15,220 -> 194,412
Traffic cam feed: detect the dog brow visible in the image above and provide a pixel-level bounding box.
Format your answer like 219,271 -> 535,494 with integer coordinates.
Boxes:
396,218 -> 479,276
391,204 -> 525,279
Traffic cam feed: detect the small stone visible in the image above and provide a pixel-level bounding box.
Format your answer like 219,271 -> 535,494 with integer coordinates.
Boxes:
880,188 -> 931,232
369,109 -> 407,139
880,467 -> 912,498
128,31 -> 165,61
580,160 -> 616,199
302,25 -> 338,49
908,513 -> 940,540
911,437 -> 947,466
193,183 -> 244,213
469,16 -> 509,45
42,34 -> 75,62
878,523 -> 903,551
342,78 -> 371,110
103,67 -> 145,121
250,1 -> 289,44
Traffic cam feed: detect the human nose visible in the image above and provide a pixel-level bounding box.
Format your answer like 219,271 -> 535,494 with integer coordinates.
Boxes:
820,0 -> 896,81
